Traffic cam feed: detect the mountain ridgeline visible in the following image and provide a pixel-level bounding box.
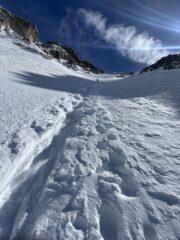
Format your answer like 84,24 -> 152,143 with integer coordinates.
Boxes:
0,7 -> 38,42
0,6 -> 103,74
141,53 -> 180,73
1,6 -> 180,74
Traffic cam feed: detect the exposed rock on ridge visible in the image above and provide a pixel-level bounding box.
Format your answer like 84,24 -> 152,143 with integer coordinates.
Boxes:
0,6 -> 38,42
141,53 -> 180,73
0,6 -> 103,74
42,41 -> 103,74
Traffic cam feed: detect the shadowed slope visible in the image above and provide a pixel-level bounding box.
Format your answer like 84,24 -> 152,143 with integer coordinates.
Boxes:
14,70 -> 180,115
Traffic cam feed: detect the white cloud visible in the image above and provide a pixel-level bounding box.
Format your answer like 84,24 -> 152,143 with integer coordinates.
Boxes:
77,9 -> 169,65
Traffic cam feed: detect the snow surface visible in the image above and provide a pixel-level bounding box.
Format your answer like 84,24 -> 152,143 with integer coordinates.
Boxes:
0,33 -> 180,240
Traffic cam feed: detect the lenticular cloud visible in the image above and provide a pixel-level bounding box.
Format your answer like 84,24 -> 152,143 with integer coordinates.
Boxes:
78,9 -> 169,65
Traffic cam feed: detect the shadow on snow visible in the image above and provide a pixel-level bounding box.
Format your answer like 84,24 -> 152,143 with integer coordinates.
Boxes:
14,70 -> 180,115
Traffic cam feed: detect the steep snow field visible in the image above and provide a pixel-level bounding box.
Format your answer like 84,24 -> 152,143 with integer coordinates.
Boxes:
0,34 -> 180,240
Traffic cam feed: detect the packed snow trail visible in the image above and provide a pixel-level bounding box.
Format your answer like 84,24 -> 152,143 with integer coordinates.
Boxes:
0,34 -> 180,240
1,89 -> 180,240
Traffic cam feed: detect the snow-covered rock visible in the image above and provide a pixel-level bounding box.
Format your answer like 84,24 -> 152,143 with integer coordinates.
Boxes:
0,6 -> 38,42
141,53 -> 180,72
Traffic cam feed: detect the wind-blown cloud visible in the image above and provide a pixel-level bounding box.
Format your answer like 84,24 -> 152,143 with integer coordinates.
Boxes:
77,9 -> 169,65
58,8 -> 114,52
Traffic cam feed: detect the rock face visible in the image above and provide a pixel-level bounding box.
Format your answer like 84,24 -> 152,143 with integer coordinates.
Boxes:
0,17 -> 9,31
0,7 -> 38,42
64,46 -> 104,74
42,41 -> 69,60
42,41 -> 104,74
0,6 -> 103,74
141,53 -> 180,73
115,72 -> 135,77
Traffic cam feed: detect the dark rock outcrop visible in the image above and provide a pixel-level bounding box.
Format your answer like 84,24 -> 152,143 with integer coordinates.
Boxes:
63,46 -> 103,73
42,41 -> 69,60
115,72 -> 135,77
141,54 -> 180,73
0,6 -> 103,73
0,17 -> 9,31
0,6 -> 38,42
42,42 -> 103,74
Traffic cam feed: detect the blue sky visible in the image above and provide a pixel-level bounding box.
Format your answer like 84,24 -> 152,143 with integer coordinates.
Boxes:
0,0 -> 180,73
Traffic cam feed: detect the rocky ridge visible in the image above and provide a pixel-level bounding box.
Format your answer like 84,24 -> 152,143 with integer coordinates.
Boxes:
141,53 -> 180,73
0,6 -> 103,74
0,6 -> 38,42
42,41 -> 103,73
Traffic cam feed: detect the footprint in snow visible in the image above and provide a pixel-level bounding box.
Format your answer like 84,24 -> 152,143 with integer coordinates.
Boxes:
97,140 -> 108,150
96,125 -> 106,134
108,141 -> 127,167
102,115 -> 111,121
147,190 -> 179,206
105,141 -> 140,197
30,120 -> 45,136
8,137 -> 19,154
8,133 -> 25,154
73,95 -> 81,100
145,132 -> 161,138
107,132 -> 118,141
153,165 -> 167,176
49,108 -> 59,116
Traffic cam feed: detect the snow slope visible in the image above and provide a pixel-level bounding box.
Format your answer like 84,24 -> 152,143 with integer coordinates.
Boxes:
0,33 -> 180,240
